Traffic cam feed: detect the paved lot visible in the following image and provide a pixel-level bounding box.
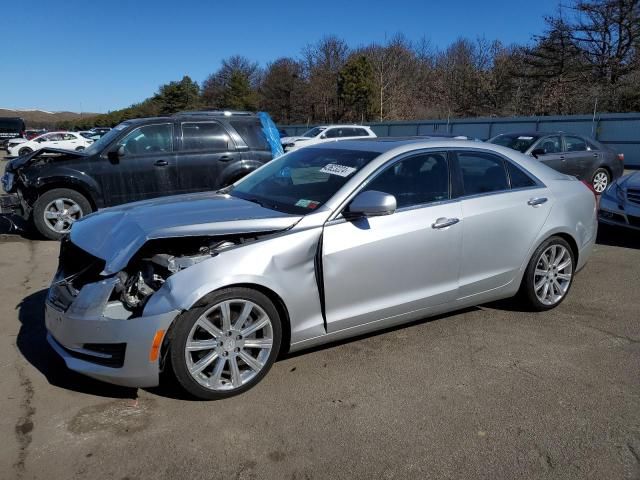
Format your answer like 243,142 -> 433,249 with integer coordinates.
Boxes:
0,220 -> 639,480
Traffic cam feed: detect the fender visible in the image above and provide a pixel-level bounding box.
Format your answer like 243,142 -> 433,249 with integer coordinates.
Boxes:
142,225 -> 327,345
31,168 -> 103,208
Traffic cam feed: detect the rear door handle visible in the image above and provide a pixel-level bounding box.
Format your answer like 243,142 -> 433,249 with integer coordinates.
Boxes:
560,155 -> 565,161
528,197 -> 548,206
154,160 -> 169,167
218,155 -> 232,162
432,217 -> 460,229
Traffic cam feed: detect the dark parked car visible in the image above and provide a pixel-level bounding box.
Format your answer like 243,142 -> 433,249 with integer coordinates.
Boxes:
488,132 -> 624,193
0,117 -> 26,148
1,111 -> 273,239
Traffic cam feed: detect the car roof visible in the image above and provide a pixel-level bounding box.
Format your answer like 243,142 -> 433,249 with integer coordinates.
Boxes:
301,137 -> 487,154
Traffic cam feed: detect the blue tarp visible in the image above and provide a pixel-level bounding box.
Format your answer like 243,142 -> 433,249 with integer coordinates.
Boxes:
257,111 -> 284,158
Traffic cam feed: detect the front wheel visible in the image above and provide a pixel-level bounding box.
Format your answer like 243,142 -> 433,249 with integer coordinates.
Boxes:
18,147 -> 33,156
32,188 -> 93,240
169,287 -> 282,400
592,168 -> 610,194
519,236 -> 575,311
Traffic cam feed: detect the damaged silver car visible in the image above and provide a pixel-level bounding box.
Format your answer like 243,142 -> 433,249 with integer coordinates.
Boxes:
45,139 -> 597,399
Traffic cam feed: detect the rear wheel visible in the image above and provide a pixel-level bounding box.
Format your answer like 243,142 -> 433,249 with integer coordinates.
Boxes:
18,147 -> 32,156
592,168 -> 610,194
519,236 -> 575,311
32,188 -> 92,240
169,287 -> 282,400
75,146 -> 85,151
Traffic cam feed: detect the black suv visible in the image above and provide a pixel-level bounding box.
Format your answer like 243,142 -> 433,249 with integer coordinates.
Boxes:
1,111 -> 273,239
0,117 -> 26,148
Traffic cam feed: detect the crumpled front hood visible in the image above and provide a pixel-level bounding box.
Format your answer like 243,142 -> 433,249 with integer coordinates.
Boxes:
6,148 -> 86,171
70,192 -> 302,275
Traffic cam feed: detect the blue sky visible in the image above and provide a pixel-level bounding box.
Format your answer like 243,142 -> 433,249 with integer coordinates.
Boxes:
3,0 -> 561,113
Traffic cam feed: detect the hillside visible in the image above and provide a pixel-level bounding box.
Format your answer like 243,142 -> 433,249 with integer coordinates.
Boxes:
0,109 -> 99,128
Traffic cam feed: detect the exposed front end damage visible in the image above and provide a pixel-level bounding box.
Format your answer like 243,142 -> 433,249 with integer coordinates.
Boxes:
44,203 -> 326,388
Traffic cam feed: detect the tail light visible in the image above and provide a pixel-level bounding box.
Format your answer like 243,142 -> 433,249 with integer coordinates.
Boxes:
617,153 -> 624,163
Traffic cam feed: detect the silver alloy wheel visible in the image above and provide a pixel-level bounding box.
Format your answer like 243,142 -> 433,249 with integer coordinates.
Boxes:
593,171 -> 609,193
534,244 -> 573,306
185,299 -> 274,391
43,198 -> 83,233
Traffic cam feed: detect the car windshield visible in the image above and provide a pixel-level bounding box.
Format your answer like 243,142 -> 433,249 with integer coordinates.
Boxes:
82,122 -> 130,155
227,147 -> 379,215
302,127 -> 326,138
489,134 -> 541,153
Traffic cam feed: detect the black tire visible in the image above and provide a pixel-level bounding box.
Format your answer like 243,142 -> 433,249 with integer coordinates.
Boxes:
169,287 -> 282,400
18,147 -> 33,156
591,168 -> 610,194
519,236 -> 575,311
32,188 -> 93,240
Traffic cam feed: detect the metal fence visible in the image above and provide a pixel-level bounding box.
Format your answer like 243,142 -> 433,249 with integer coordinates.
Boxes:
281,112 -> 640,168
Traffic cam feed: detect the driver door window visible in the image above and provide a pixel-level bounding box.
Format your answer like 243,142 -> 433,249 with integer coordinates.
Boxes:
119,124 -> 173,156
364,152 -> 450,208
536,136 -> 561,154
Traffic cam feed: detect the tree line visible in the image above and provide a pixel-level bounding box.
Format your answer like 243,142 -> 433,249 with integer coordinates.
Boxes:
61,0 -> 640,130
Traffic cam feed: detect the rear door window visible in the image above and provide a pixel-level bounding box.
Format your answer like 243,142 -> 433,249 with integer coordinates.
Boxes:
228,120 -> 269,150
564,136 -> 587,152
506,162 -> 537,189
456,151 -> 509,195
181,122 -> 230,151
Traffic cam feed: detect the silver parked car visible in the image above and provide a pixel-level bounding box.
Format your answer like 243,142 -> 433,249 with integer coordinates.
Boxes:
45,139 -> 597,399
488,132 -> 624,193
599,171 -> 640,230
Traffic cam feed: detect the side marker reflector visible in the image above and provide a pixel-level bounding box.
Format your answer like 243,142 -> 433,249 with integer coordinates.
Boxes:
149,329 -> 166,362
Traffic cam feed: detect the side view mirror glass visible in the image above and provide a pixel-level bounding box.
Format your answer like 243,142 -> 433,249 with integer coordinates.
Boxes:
345,190 -> 397,219
531,148 -> 546,158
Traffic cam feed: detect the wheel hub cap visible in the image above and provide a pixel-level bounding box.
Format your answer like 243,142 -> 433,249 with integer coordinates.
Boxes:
185,299 -> 273,391
534,244 -> 573,306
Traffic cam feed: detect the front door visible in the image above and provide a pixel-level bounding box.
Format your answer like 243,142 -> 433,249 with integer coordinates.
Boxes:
533,135 -> 570,174
323,151 -> 462,333
99,122 -> 179,205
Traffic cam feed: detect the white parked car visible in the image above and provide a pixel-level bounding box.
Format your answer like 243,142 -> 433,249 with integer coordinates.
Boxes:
8,131 -> 93,157
281,125 -> 376,152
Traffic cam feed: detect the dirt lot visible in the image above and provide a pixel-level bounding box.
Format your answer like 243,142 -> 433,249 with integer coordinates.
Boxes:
0,219 -> 638,480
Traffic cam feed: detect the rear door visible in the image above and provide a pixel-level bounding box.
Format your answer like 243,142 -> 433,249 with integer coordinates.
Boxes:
176,121 -> 238,193
452,149 -> 551,298
562,135 -> 594,179
99,122 -> 179,204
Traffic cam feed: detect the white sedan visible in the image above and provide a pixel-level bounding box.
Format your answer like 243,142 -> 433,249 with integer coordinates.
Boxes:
281,125 -> 376,152
8,132 -> 93,157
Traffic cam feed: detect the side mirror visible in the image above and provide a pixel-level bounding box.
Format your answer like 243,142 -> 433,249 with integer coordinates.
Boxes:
531,148 -> 546,158
345,191 -> 397,219
319,134 -> 327,139
108,145 -> 125,163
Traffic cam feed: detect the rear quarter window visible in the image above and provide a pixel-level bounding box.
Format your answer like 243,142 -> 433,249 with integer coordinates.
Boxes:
229,120 -> 270,150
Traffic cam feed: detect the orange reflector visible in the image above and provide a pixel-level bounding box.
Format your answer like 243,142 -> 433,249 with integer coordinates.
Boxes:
149,329 -> 166,362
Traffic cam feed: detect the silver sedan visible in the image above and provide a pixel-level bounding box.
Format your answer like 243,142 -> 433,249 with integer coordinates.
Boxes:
45,139 -> 597,399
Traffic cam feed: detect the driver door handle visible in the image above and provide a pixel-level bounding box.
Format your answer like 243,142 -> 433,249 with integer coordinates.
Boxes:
528,197 -> 548,207
432,217 -> 460,229
154,160 -> 169,167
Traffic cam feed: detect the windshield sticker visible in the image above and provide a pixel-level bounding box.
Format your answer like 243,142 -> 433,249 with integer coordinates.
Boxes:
319,164 -> 357,177
518,136 -> 534,140
295,199 -> 320,209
